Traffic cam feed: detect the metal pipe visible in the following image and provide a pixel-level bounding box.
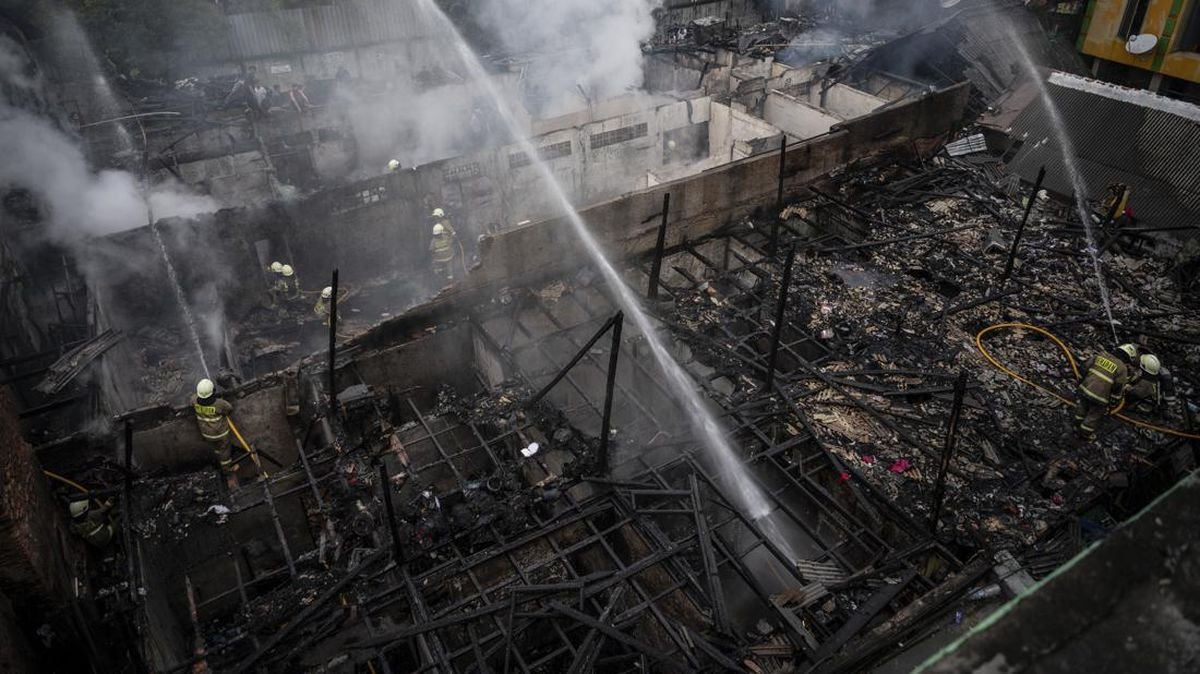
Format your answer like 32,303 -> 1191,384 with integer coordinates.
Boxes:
328,268 -> 339,408
597,312 -> 624,475
379,463 -> 404,562
930,371 -> 968,532
648,193 -> 670,300
999,165 -> 1045,288
763,245 -> 797,393
526,313 -> 620,407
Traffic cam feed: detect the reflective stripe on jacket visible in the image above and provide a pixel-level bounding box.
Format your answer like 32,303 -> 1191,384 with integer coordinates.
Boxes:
192,396 -> 232,440
430,233 -> 455,263
1079,353 -> 1130,405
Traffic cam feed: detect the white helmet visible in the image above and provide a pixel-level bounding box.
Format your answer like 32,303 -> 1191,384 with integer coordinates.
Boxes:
321,286 -> 333,299
432,208 -> 445,218
387,159 -> 400,172
70,500 -> 89,519
270,261 -> 284,273
432,223 -> 445,236
197,378 -> 215,398
281,264 -> 294,277
1140,354 -> 1161,376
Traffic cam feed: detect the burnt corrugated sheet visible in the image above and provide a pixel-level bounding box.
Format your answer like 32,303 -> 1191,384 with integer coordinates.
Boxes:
1006,79 -> 1200,240
228,0 -> 425,59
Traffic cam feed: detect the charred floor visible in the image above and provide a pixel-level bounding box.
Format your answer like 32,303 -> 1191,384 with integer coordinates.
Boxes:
2,2 -> 1200,674
33,149 -> 1193,674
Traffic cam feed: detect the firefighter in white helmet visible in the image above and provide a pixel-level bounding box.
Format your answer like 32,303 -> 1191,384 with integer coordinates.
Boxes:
1126,353 -> 1175,415
267,261 -> 286,307
69,498 -> 115,548
315,286 -> 333,326
430,221 -> 458,281
387,159 -> 401,173
193,378 -> 238,487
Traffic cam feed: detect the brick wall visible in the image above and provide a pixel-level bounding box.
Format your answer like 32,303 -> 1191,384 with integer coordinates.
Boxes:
0,387 -> 75,607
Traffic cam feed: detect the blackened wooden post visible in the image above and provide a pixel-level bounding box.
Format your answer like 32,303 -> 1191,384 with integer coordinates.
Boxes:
379,463 -> 403,561
123,420 -> 134,493
764,245 -> 797,394
999,165 -> 1045,288
930,371 -> 968,532
771,136 -> 787,255
328,268 -> 339,406
648,193 -> 670,300
597,311 -> 624,474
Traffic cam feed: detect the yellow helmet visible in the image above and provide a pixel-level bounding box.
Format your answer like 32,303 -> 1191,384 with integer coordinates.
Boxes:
1116,343 -> 1139,362
281,264 -> 294,277
1140,354 -> 1161,376
270,261 -> 284,273
432,208 -> 445,218
197,378 -> 215,398
321,287 -> 333,299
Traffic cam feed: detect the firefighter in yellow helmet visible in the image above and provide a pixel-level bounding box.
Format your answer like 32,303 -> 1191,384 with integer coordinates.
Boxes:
430,220 -> 457,281
193,378 -> 237,487
280,264 -> 301,301
69,498 -> 115,548
1073,343 -> 1139,440
315,286 -> 333,326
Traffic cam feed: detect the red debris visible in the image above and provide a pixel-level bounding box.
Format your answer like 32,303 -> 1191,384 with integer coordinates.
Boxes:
888,458 -> 912,474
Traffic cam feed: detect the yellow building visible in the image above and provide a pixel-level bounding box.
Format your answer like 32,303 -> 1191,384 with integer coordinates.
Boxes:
1078,0 -> 1200,93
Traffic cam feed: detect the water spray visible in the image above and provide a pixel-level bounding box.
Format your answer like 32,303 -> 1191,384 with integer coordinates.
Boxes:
410,0 -> 774,520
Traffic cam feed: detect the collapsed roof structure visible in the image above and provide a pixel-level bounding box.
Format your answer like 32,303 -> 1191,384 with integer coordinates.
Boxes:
0,1 -> 1197,673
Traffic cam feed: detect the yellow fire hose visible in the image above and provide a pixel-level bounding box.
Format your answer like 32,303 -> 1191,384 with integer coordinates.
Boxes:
975,323 -> 1200,439
44,470 -> 90,493
227,418 -> 269,478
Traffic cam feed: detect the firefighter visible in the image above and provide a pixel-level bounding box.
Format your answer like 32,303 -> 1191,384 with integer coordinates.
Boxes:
193,378 -> 237,487
267,261 -> 285,307
1127,353 -> 1174,415
315,286 -> 332,326
1073,343 -> 1139,440
387,159 -> 401,173
430,222 -> 457,281
69,498 -> 115,548
280,264 -> 301,301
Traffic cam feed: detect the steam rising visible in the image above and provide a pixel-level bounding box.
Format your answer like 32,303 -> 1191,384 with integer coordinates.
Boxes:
476,0 -> 662,116
0,30 -> 217,243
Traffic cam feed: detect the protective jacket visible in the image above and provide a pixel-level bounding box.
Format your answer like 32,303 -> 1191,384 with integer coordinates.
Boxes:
193,395 -> 233,440
430,232 -> 455,264
1079,352 -> 1132,405
71,503 -> 114,547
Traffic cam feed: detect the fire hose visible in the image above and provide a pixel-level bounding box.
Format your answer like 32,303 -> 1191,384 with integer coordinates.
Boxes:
975,322 -> 1200,440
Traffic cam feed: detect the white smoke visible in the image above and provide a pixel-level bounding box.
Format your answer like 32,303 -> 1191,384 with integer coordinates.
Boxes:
476,0 -> 663,117
0,34 -> 218,241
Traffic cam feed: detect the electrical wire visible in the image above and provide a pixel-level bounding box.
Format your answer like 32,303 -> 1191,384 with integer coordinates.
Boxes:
975,323 -> 1200,440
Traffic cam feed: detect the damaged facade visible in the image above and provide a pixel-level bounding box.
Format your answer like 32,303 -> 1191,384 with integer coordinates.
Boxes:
0,0 -> 1198,672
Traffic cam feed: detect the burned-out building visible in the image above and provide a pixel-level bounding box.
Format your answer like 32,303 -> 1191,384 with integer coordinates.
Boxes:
1,1 -> 1198,673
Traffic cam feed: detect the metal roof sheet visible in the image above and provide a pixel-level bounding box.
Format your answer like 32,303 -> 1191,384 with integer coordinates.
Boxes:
227,0 -> 427,59
1006,74 -> 1200,240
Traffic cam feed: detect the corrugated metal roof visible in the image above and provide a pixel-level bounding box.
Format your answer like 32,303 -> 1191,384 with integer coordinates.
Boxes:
228,0 -> 427,59
1006,74 -> 1200,240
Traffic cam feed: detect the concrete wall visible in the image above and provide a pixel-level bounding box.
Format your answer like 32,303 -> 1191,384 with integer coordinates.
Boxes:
813,83 -> 889,119
354,83 -> 973,351
764,91 -> 841,139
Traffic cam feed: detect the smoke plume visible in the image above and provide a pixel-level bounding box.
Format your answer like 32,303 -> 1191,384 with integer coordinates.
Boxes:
475,0 -> 663,117
0,30 -> 217,244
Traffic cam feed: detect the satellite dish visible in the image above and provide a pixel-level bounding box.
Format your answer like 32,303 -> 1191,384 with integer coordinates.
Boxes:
1126,34 -> 1158,55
